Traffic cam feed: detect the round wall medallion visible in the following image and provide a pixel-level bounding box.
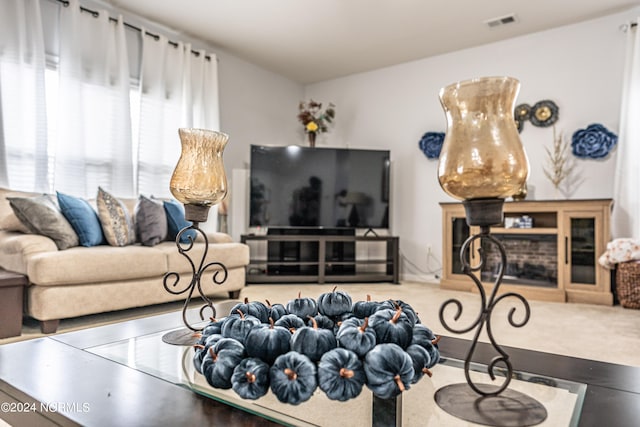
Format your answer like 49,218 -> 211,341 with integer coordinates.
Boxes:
530,100 -> 559,127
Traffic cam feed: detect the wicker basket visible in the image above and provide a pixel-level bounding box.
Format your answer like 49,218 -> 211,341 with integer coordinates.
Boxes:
616,261 -> 640,309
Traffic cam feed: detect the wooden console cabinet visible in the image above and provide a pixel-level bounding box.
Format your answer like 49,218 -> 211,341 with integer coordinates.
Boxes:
440,199 -> 613,305
241,233 -> 399,284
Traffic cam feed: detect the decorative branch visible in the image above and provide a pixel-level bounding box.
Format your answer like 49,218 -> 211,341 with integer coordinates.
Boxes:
543,127 -> 575,191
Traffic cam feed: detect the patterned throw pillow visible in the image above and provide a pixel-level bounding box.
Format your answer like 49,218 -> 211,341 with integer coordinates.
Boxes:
7,194 -> 79,250
134,195 -> 168,246
57,191 -> 105,247
96,187 -> 136,247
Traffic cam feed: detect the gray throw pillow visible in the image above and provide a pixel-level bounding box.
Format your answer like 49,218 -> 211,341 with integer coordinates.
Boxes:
134,195 -> 168,246
7,194 -> 79,250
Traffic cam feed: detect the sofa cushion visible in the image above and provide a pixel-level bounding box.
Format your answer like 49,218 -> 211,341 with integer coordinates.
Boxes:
57,191 -> 105,247
135,195 -> 167,246
163,199 -> 197,243
96,187 -> 136,247
0,230 -> 58,274
26,244 -> 169,286
7,194 -> 79,250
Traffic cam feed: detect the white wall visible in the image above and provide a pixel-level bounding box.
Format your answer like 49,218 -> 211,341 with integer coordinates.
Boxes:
301,8 -> 638,282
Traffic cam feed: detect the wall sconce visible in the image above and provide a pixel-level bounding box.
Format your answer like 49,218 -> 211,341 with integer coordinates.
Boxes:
162,128 -> 230,346
434,77 -> 547,425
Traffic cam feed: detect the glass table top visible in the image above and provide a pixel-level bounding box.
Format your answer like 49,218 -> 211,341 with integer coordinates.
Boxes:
86,327 -> 586,427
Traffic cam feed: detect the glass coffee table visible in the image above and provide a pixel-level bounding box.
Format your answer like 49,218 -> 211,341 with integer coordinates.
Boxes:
85,324 -> 586,426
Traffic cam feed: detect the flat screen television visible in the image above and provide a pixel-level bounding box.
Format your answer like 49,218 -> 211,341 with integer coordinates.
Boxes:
249,145 -> 390,229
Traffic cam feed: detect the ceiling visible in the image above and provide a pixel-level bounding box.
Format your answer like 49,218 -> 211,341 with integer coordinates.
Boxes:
107,0 -> 640,84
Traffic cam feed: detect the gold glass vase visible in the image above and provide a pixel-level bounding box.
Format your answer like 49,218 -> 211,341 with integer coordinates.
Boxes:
437,76 -> 529,202
170,128 -> 228,222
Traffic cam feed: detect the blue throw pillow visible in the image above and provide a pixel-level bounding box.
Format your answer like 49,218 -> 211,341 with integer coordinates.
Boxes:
163,199 -> 197,243
57,191 -> 105,247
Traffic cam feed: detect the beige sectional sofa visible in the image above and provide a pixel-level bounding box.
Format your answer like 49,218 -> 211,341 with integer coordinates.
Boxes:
0,188 -> 249,333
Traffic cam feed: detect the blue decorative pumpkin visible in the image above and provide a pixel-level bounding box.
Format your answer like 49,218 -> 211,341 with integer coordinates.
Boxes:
336,317 -> 377,358
318,348 -> 366,401
286,292 -> 318,319
221,310 -> 262,344
317,286 -> 353,317
200,317 -> 228,337
193,333 -> 224,374
364,343 -> 414,399
266,299 -> 288,321
379,299 -> 419,326
307,314 -> 335,330
411,338 -> 440,369
290,316 -> 338,362
406,344 -> 433,384
368,307 -> 413,349
274,313 -> 305,333
230,298 -> 270,323
202,338 -> 246,389
352,294 -> 382,319
245,318 -> 291,365
411,324 -> 440,350
270,352 -> 318,405
231,357 -> 270,400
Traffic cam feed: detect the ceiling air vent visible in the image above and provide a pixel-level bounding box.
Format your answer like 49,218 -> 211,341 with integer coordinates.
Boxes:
484,13 -> 518,29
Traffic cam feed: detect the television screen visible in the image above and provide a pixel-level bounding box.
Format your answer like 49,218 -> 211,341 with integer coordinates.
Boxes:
249,145 -> 390,229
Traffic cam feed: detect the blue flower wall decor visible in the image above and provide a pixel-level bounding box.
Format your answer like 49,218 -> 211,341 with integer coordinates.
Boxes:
419,132 -> 445,159
571,123 -> 618,159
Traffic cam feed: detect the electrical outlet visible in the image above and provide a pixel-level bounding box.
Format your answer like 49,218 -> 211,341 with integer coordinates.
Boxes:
426,244 -> 432,254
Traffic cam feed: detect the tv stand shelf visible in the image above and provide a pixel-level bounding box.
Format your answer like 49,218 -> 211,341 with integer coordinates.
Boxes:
241,234 -> 399,284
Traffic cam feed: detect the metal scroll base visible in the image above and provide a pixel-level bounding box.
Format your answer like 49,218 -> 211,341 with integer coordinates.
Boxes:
162,204 -> 228,346
434,198 -> 547,426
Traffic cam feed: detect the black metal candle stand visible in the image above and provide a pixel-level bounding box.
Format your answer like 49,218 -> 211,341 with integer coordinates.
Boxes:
434,198 -> 547,426
162,214 -> 228,346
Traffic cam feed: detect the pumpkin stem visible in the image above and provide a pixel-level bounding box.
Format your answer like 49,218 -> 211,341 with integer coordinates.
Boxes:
193,344 -> 205,350
269,317 -> 275,329
192,332 -> 202,338
422,368 -> 433,378
236,309 -> 245,319
366,294 -> 371,302
208,347 -> 218,362
393,375 -> 406,392
265,299 -> 272,307
284,368 -> 298,381
298,291 -> 302,299
246,372 -> 257,383
360,317 -> 369,332
391,307 -> 403,324
432,336 -> 441,345
244,297 -> 249,303
332,285 -> 338,292
288,327 -> 297,334
339,368 -> 355,379
308,315 -> 318,330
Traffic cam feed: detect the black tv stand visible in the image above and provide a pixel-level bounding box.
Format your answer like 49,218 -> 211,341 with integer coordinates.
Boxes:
241,230 -> 399,284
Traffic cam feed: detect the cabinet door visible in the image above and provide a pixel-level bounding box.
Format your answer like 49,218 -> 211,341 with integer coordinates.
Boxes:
442,209 -> 474,283
562,210 -> 607,291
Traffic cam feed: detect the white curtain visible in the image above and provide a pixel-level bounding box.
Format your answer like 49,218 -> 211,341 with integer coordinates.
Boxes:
54,0 -> 133,198
137,33 -> 220,198
613,21 -> 640,239
0,0 -> 48,192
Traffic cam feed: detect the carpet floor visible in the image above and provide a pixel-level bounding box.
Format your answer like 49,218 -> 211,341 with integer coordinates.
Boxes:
2,281 -> 639,367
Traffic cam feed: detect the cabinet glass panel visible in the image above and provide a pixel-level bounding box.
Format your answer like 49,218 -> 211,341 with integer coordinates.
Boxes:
451,217 -> 470,275
570,218 -> 596,285
479,234 -> 558,288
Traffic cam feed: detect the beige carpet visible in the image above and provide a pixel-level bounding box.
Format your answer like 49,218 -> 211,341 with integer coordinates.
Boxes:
2,281 -> 639,367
